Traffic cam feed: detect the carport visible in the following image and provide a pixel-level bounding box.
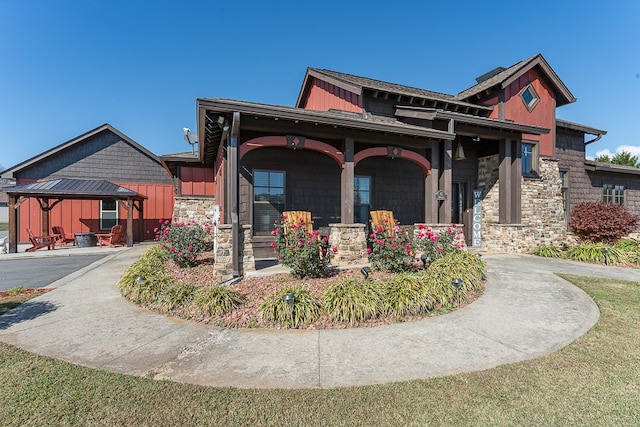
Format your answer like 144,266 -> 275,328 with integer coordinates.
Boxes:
3,178 -> 146,253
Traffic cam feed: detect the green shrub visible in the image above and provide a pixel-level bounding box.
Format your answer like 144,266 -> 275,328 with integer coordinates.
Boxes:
259,286 -> 321,328
368,225 -> 414,273
565,243 -> 625,264
194,286 -> 245,316
155,218 -> 212,267
381,273 -> 434,316
568,201 -> 638,243
272,216 -> 334,279
119,245 -> 172,304
322,277 -> 383,323
420,250 -> 486,307
159,283 -> 198,311
531,245 -> 565,258
613,238 -> 640,252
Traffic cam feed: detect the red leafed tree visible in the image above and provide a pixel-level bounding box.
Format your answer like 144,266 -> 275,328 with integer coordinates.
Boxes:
569,201 -> 639,243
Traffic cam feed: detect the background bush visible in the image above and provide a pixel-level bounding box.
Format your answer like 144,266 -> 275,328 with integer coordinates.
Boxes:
565,243 -> 625,264
272,216 -> 333,279
368,226 -> 414,273
569,201 -> 638,243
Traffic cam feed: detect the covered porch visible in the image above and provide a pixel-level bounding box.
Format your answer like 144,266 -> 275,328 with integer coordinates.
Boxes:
3,178 -> 146,253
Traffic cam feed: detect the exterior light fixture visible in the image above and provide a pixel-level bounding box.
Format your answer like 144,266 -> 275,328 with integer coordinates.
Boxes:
282,293 -> 295,305
361,266 -> 371,279
420,253 -> 429,268
454,142 -> 466,160
451,278 -> 463,307
135,275 -> 146,292
472,135 -> 481,142
603,247 -> 610,265
282,293 -> 295,328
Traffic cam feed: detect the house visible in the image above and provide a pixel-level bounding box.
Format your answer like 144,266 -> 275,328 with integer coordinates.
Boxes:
0,124 -> 175,252
164,54 -> 637,282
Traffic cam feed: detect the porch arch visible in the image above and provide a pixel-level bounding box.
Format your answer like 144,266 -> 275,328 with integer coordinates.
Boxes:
354,146 -> 431,175
240,136 -> 345,168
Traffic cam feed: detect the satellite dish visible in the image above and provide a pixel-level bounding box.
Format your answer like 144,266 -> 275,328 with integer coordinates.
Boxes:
183,128 -> 198,155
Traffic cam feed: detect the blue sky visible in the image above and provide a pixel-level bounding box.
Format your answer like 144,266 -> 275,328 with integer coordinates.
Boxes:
1,0 -> 639,170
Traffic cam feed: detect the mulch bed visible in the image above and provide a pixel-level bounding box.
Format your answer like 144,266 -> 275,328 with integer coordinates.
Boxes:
0,288 -> 52,299
164,251 -> 480,330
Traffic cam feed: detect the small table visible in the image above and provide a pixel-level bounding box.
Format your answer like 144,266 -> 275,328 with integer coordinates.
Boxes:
75,232 -> 97,248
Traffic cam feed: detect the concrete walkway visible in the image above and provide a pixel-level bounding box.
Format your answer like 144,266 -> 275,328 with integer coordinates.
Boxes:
2,246 -> 639,389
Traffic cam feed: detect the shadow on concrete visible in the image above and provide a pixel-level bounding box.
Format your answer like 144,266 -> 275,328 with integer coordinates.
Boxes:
0,300 -> 58,330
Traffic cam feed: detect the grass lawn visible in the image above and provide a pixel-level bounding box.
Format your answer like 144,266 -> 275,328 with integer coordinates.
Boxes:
0,222 -> 7,231
0,274 -> 638,426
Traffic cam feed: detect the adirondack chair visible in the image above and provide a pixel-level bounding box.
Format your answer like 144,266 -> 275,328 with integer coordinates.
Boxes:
51,226 -> 75,247
370,210 -> 396,234
26,228 -> 56,252
96,225 -> 126,248
282,211 -> 313,234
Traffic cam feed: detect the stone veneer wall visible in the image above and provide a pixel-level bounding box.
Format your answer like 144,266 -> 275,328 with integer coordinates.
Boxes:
213,224 -> 255,283
172,196 -> 216,225
328,223 -> 368,266
477,155 -> 576,252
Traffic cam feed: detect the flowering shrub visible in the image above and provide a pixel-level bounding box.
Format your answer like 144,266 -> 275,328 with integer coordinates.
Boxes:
368,225 -> 414,273
271,215 -> 335,279
155,218 -> 212,267
414,224 -> 466,265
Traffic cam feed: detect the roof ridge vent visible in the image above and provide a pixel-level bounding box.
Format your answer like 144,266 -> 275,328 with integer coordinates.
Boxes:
475,66 -> 507,84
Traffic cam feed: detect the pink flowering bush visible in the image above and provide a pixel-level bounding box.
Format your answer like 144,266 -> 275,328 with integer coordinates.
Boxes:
414,224 -> 466,266
155,218 -> 212,268
368,224 -> 414,273
271,215 -> 335,279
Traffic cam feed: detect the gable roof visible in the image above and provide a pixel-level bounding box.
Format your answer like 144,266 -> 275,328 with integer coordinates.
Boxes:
2,178 -> 146,200
0,124 -> 161,179
455,54 -> 576,107
296,68 -> 493,115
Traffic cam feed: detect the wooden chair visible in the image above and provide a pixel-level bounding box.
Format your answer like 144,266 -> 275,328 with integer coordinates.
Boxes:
26,228 -> 56,252
96,225 -> 126,248
370,210 -> 396,234
51,226 -> 75,247
282,211 -> 313,234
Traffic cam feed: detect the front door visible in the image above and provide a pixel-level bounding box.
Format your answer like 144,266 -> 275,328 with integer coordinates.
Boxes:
452,182 -> 471,245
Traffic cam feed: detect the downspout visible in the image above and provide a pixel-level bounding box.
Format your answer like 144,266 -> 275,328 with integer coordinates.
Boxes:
229,112 -> 240,277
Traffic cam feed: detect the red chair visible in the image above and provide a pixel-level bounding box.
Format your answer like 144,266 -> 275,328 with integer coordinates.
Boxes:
96,225 -> 126,248
51,226 -> 75,247
26,228 -> 56,252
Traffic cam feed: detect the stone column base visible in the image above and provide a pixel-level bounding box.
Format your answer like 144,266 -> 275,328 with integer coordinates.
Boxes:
328,223 -> 368,266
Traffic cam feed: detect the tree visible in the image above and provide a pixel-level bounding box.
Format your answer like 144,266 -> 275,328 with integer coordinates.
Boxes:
595,150 -> 639,168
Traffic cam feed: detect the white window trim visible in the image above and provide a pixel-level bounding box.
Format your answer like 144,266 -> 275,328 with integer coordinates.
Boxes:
100,199 -> 119,230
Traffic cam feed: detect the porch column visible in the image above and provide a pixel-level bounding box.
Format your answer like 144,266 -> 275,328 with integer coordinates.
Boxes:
425,140 -> 439,223
229,112 -> 240,277
341,138 -> 354,223
511,138 -> 522,223
41,198 -> 49,236
126,198 -> 134,247
499,138 -> 519,224
8,195 -> 17,253
438,139 -> 452,224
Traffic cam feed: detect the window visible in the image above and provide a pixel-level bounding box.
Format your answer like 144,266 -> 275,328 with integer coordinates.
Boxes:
520,84 -> 540,111
522,142 -> 538,176
603,184 -> 625,205
100,199 -> 118,230
354,176 -> 371,224
253,170 -> 285,235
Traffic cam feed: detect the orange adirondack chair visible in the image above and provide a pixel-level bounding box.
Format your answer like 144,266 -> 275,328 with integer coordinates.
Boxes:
282,211 -> 313,234
51,226 -> 75,247
26,228 -> 56,252
96,225 -> 126,248
370,210 -> 396,234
